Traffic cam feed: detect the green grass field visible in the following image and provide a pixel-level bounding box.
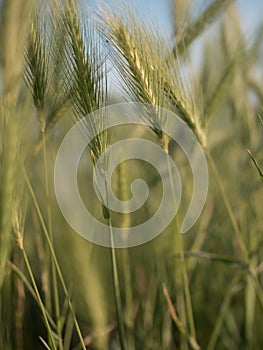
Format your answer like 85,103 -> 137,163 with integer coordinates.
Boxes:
0,0 -> 263,349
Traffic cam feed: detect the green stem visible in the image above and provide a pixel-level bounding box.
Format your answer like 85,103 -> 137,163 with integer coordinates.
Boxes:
166,150 -> 197,342
248,272 -> 263,311
207,271 -> 241,350
7,260 -> 56,329
21,161 -> 86,350
40,128 -> 51,314
101,169 -> 127,350
206,150 -> 263,311
42,129 -> 63,350
108,217 -> 126,350
118,160 -> 135,349
22,250 -> 57,350
206,150 -> 249,261
0,117 -> 17,289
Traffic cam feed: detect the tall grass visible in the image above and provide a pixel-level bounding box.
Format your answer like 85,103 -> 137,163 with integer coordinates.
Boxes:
0,0 -> 263,349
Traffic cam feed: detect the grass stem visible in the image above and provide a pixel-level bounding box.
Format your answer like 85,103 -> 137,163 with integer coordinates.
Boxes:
22,249 -> 57,350
108,218 -> 127,350
21,161 -> 86,350
166,149 -> 197,344
42,128 -> 63,349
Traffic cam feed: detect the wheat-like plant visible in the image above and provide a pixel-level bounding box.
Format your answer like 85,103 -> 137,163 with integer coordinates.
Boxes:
0,0 -> 263,348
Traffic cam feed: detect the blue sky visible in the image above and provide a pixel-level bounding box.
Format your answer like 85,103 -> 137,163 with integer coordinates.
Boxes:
88,0 -> 263,44
134,0 -> 263,39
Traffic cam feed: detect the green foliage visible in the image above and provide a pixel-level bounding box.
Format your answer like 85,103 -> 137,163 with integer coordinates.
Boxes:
0,0 -> 263,349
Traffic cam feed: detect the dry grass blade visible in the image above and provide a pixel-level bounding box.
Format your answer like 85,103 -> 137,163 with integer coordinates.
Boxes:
162,283 -> 200,350
248,149 -> 263,182
39,336 -> 52,350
